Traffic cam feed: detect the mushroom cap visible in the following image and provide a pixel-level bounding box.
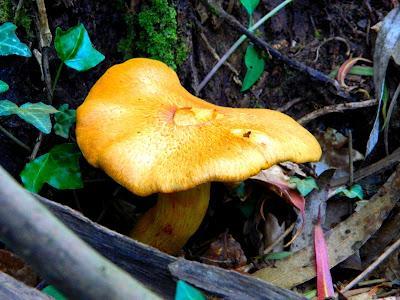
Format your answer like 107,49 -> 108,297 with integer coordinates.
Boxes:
76,58 -> 321,196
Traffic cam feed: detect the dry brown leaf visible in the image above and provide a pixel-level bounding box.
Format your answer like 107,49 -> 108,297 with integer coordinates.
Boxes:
200,233 -> 247,269
0,249 -> 38,287
252,167 -> 400,288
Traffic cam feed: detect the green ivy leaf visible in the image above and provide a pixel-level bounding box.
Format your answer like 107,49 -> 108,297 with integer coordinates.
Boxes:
0,100 -> 58,134
20,143 -> 83,193
262,251 -> 292,261
240,0 -> 260,15
241,44 -> 265,92
175,280 -> 206,300
54,24 -> 105,72
289,176 -> 318,196
0,80 -> 9,93
0,22 -> 32,57
335,184 -> 364,200
42,285 -> 68,300
54,104 -> 76,138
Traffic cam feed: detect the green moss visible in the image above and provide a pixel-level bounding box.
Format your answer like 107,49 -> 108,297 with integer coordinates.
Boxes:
118,0 -> 188,70
0,0 -> 13,24
117,13 -> 135,61
0,0 -> 33,39
15,7 -> 33,38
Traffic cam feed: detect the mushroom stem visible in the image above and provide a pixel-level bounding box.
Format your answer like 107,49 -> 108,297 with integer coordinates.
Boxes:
130,182 -> 211,254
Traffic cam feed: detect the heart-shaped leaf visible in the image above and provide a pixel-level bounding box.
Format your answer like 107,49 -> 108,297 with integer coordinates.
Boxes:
20,143 -> 83,193
0,22 -> 32,57
54,104 -> 76,138
0,80 -> 9,93
0,100 -> 58,134
175,280 -> 206,300
55,24 -> 105,72
241,44 -> 265,92
334,184 -> 363,199
289,176 -> 318,197
42,286 -> 67,300
240,0 -> 260,15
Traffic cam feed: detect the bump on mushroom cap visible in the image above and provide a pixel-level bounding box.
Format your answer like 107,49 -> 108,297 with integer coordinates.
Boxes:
76,58 -> 321,196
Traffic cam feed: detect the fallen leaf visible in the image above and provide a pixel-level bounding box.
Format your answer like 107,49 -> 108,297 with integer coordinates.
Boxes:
314,218 -> 335,300
336,57 -> 372,88
0,22 -> 32,57
367,7 -> 400,156
175,280 -> 206,300
0,249 -> 38,286
201,233 -> 247,269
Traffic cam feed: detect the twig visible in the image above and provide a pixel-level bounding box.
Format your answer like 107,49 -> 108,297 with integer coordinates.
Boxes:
331,147 -> 400,187
196,0 -> 293,93
13,0 -> 25,23
30,132 -> 43,160
277,97 -> 303,112
297,99 -> 377,125
0,124 -> 31,152
199,31 -> 239,76
348,129 -> 354,185
341,237 -> 400,293
313,37 -> 351,63
202,0 -> 354,100
384,81 -> 400,155
0,166 -> 160,299
263,222 -> 295,255
35,0 -> 52,48
30,0 -> 54,160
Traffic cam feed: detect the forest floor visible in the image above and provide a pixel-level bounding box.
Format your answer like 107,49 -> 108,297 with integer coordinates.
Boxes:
0,0 -> 399,299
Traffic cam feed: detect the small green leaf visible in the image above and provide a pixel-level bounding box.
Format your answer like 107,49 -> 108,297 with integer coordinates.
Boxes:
0,100 -> 58,134
0,99 -> 18,115
335,184 -> 363,199
175,280 -> 206,300
240,0 -> 260,15
289,176 -> 318,196
54,104 -> 76,138
329,65 -> 374,78
241,44 -> 265,92
42,285 -> 68,300
20,143 -> 83,193
55,24 -> 105,71
18,102 -> 58,133
0,22 -> 32,57
304,289 -> 317,299
0,80 -> 9,93
262,251 -> 292,261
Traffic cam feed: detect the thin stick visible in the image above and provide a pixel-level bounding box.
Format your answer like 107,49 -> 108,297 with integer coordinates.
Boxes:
263,222 -> 296,255
13,0 -> 25,23
0,124 -> 31,152
31,0 -> 54,159
196,0 -> 293,93
341,237 -> 400,293
0,166 -> 160,299
297,99 -> 378,125
277,97 -> 303,112
348,129 -> 354,185
384,81 -> 400,155
35,0 -> 52,48
203,0 -> 357,101
313,37 -> 351,63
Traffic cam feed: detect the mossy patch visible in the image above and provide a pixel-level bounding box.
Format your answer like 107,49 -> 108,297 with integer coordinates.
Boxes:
0,0 -> 13,24
0,0 -> 33,39
117,0 -> 188,70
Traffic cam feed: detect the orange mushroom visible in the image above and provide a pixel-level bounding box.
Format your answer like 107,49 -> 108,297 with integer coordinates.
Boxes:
76,58 -> 322,254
